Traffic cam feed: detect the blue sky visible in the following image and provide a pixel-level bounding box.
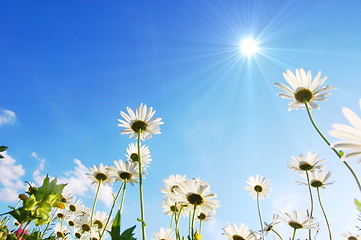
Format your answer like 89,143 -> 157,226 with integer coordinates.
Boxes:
1,0 -> 361,239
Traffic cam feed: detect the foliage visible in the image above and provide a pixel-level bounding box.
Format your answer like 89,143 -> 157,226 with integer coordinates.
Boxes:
6,176 -> 66,226
0,146 -> 7,159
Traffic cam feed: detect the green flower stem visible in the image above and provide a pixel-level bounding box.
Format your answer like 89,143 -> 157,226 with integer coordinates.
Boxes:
291,228 -> 297,240
175,205 -> 184,240
317,187 -> 332,240
190,205 -> 197,240
256,193 -> 264,240
170,212 -> 174,229
119,180 -> 127,231
137,130 -> 146,240
90,180 -> 102,227
305,170 -> 314,240
304,101 -> 361,192
100,181 -> 125,239
42,208 -> 60,236
271,229 -> 283,240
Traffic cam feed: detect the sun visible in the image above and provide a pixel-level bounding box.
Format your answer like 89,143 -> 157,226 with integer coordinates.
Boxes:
240,38 -> 259,56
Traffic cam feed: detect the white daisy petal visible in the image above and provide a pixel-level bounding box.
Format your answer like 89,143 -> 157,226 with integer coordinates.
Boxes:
275,68 -> 334,111
330,99 -> 361,163
118,103 -> 163,141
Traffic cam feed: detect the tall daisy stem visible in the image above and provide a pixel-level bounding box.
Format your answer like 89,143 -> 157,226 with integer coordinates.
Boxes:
100,181 -> 125,239
175,205 -> 183,240
137,130 -> 146,240
119,181 -> 127,231
190,205 -> 197,240
271,229 -> 283,240
170,212 -> 174,229
304,101 -> 361,192
316,187 -> 332,240
305,170 -> 314,240
91,180 -> 102,226
256,193 -> 264,240
291,229 -> 297,240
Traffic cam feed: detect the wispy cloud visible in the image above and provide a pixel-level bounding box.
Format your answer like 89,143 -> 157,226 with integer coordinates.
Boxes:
31,152 -> 46,185
30,155 -> 113,207
0,152 -> 25,202
57,159 -> 113,207
0,109 -> 16,126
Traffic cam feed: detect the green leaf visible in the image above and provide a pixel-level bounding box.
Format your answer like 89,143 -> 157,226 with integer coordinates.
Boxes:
109,210 -> 121,240
355,198 -> 361,212
0,155 -> 3,159
119,225 -> 136,240
0,146 -> 8,152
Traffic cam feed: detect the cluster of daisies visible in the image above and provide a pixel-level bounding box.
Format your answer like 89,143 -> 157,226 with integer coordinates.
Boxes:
274,68 -> 361,240
52,193 -> 111,240
6,68 -> 361,240
159,174 -> 220,240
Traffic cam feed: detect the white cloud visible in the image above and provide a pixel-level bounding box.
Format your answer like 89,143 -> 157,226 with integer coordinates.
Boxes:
0,152 -> 25,203
31,156 -> 113,207
31,152 -> 46,185
0,109 -> 16,126
57,159 -> 113,207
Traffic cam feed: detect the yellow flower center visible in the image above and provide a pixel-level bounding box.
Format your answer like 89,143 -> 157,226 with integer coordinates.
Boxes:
289,221 -> 303,229
94,220 -> 104,229
187,193 -> 204,205
119,172 -> 132,180
198,213 -> 206,220
95,173 -> 108,181
254,185 -> 263,193
232,235 -> 245,240
299,162 -> 313,171
56,231 -> 65,238
311,180 -> 323,188
130,153 -> 139,162
82,224 -> 91,232
131,120 -> 148,133
294,88 -> 313,103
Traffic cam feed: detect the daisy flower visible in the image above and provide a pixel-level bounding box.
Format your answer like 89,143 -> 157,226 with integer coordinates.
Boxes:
86,163 -> 113,186
118,103 -> 164,141
125,143 -> 152,169
107,160 -> 139,185
55,209 -> 68,220
92,211 -> 109,230
161,174 -> 188,197
174,178 -> 220,215
68,198 -> 86,215
73,227 -> 83,239
297,170 -> 334,189
275,68 -> 335,111
66,212 -> 78,227
278,209 -> 319,230
161,197 -> 185,216
288,151 -> 325,171
60,188 -> 75,205
76,215 -> 92,233
53,223 -> 70,238
82,226 -> 101,240
330,99 -> 361,163
197,210 -> 215,222
244,175 -> 272,200
262,214 -> 280,234
223,223 -> 256,240
152,228 -> 175,240
341,230 -> 360,240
